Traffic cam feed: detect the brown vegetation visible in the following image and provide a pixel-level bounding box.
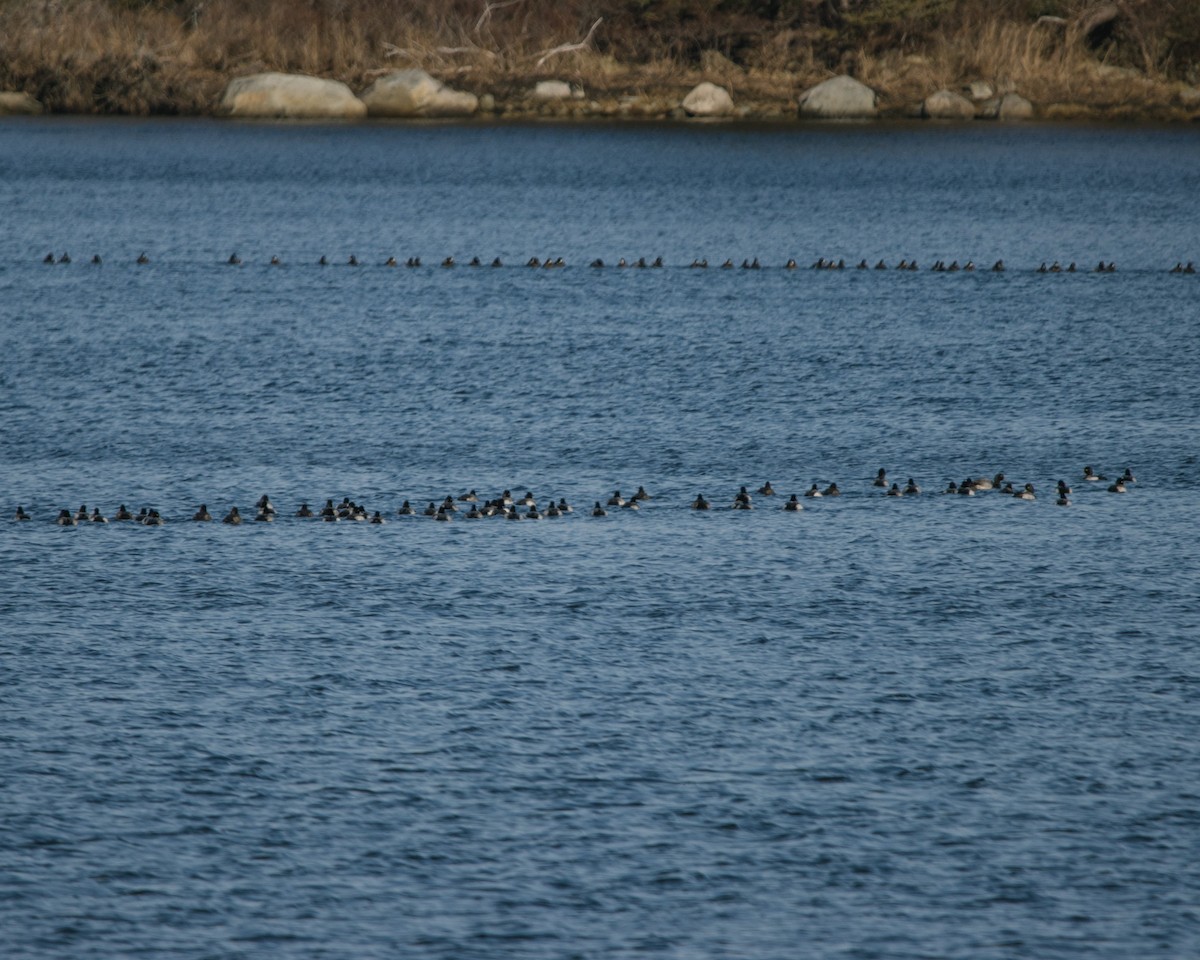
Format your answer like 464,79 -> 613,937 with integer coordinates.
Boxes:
0,0 -> 1196,118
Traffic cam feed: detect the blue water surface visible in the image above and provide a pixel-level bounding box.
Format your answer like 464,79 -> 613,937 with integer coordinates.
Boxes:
1,118 -> 1198,960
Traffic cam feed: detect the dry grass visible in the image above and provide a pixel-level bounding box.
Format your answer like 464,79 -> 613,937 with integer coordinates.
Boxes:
0,0 -> 1193,116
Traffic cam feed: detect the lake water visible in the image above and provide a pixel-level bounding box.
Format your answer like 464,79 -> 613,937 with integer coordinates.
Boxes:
1,118 -> 1199,959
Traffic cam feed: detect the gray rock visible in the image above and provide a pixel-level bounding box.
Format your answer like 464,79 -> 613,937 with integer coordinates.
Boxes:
532,80 -> 572,101
922,89 -> 975,119
965,81 -> 994,101
981,92 -> 1034,121
798,75 -> 877,118
220,72 -> 366,119
360,69 -> 477,117
0,91 -> 42,115
681,82 -> 734,118
478,93 -> 496,113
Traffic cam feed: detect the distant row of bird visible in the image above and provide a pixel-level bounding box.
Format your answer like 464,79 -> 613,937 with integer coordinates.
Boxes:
12,466 -> 1138,526
33,252 -> 1198,273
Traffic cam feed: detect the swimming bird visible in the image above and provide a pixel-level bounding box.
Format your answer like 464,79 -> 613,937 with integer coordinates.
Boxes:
370,511 -> 385,524
992,260 -> 1005,272
545,502 -> 561,517
783,494 -> 803,511
804,484 -> 822,498
256,494 -> 275,516
873,468 -> 887,488
785,259 -> 797,269
632,486 -> 651,501
255,507 -> 273,522
857,259 -> 868,270
436,506 -> 452,521
222,506 -> 242,524
469,256 -> 481,267
887,482 -> 903,497
347,254 -> 359,266
720,259 -> 733,269
192,504 -> 212,521
592,259 -> 605,268
823,482 -> 841,497
757,481 -> 775,496
295,503 -> 313,517
943,481 -> 958,494
734,486 -> 752,506
91,254 -> 102,264
1082,465 -> 1107,482
1056,481 -> 1072,498
269,255 -> 281,266
606,491 -> 625,507
557,498 -> 573,514
1014,483 -> 1036,501
384,256 -> 397,267
903,478 -> 921,495
228,253 -> 241,265
442,256 -> 455,267
423,502 -> 437,517
114,504 -> 133,521
56,509 -> 76,526
592,501 -> 607,516
875,259 -> 887,270
137,252 -> 149,264
491,258 -> 503,267
1056,490 -> 1070,506
1107,479 -> 1127,493
43,252 -> 55,264
74,505 -> 88,522
1120,467 -> 1136,483
143,510 -> 165,525
13,506 -> 30,521
89,507 -> 107,523
58,252 -> 71,264
691,494 -> 710,510
397,500 -> 414,516
318,255 -> 328,265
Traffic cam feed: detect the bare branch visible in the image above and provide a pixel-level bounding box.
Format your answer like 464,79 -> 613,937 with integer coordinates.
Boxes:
533,17 -> 602,69
475,0 -> 527,36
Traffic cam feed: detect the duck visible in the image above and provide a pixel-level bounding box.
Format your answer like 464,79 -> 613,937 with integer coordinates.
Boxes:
13,506 -> 30,521
347,254 -> 359,266
384,256 -> 397,267
56,252 -> 70,264
457,489 -> 478,502
963,261 -> 975,271
1014,483 -> 1036,501
423,502 -> 437,517
875,259 -> 888,270
783,494 -> 803,511
405,257 -> 421,267
370,511 -> 386,524
1000,481 -> 1015,495
89,507 -> 107,523
617,258 -> 628,268
91,254 -> 102,264
1066,262 -> 1076,272
436,506 -> 452,521
785,259 -> 797,269
269,255 -> 281,266
222,506 -> 242,524
1082,465 -> 1107,482
992,260 -> 1005,272
395,500 -> 414,516
887,482 -> 903,497
254,507 -> 273,522
317,255 -> 329,265
469,256 -> 481,267
527,257 -> 540,268
1120,467 -> 1136,483
804,484 -> 822,498
256,494 -> 275,515
897,259 -> 908,270
192,504 -> 212,521
55,509 -> 76,526
592,501 -> 607,516
873,468 -> 887,488
1056,480 -> 1072,499
731,496 -> 752,510
114,504 -> 133,521
465,503 -> 483,518
1049,261 -> 1061,273
720,259 -> 733,269
943,480 -> 959,494
1107,479 -> 1127,493
823,482 -> 841,497
142,510 -> 165,525
857,259 -> 869,270
1056,490 -> 1071,506
734,486 -> 752,506
606,490 -> 625,507
958,481 -> 975,496
442,256 -> 455,268
592,258 -> 605,268
557,498 -> 573,514
903,478 -> 921,496
691,494 -> 710,510
491,257 -> 503,267
1185,262 -> 1196,274
442,495 -> 458,512
228,253 -> 241,265
43,252 -> 55,264
632,486 -> 651,501
757,481 -> 775,496
74,505 -> 89,522
545,502 -> 561,517
621,499 -> 639,510
973,473 -> 996,491
136,252 -> 149,264
516,491 -> 535,507
295,502 -> 314,517
1037,262 -> 1048,273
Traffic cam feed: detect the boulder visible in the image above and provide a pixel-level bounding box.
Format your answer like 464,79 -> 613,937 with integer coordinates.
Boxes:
360,69 -> 477,117
995,92 -> 1034,120
798,75 -> 877,118
1179,86 -> 1200,108
0,91 -> 42,115
681,82 -> 734,117
965,81 -> 994,101
220,73 -> 366,119
922,89 -> 975,119
532,80 -> 572,101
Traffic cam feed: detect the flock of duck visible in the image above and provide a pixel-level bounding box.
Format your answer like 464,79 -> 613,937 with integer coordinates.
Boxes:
12,466 -> 1137,527
35,252 -> 1198,273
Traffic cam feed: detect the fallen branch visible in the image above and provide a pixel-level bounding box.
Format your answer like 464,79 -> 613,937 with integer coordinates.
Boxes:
533,18 -> 602,69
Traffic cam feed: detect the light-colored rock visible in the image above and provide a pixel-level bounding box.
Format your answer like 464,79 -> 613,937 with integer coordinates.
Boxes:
681,82 -> 734,117
478,93 -> 496,113
981,92 -> 1034,121
798,75 -> 877,118
965,81 -> 994,101
0,91 -> 42,115
220,72 -> 366,119
922,89 -> 975,119
532,80 -> 572,101
1178,86 -> 1200,108
360,69 -> 477,117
